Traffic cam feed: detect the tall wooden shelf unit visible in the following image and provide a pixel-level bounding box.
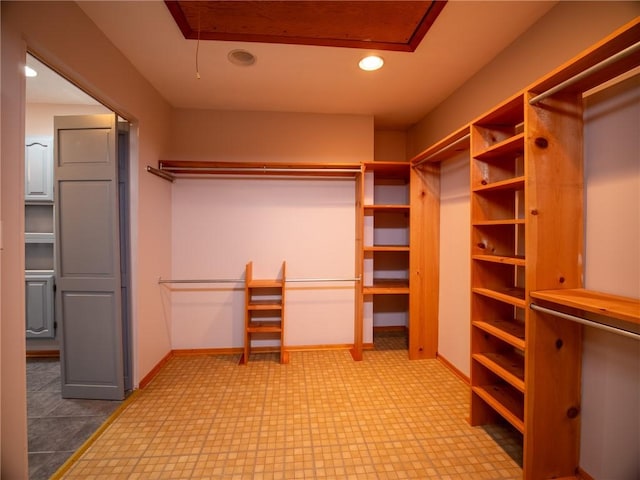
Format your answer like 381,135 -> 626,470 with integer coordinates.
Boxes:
361,162 -> 411,349
467,18 -> 640,480
241,261 -> 288,364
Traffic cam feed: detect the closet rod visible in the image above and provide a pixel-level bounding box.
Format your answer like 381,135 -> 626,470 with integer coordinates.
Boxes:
160,166 -> 362,174
529,40 -> 640,105
530,303 -> 640,341
286,277 -> 360,283
147,165 -> 175,182
158,278 -> 241,284
412,133 -> 471,167
158,277 -> 361,284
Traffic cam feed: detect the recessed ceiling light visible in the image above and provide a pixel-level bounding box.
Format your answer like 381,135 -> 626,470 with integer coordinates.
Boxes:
228,49 -> 256,66
24,65 -> 38,77
359,55 -> 384,71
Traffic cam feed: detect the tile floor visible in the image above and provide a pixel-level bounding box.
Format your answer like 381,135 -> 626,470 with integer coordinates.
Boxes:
58,332 -> 523,479
27,358 -> 123,480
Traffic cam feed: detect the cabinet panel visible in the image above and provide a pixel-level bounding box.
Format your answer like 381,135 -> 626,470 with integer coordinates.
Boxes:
25,136 -> 54,202
26,273 -> 55,339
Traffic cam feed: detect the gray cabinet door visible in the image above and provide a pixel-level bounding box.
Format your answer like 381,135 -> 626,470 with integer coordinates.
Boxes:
25,136 -> 54,201
25,273 -> 55,339
54,114 -> 124,400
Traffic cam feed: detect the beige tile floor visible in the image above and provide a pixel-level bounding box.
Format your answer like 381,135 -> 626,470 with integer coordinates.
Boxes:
58,333 -> 522,479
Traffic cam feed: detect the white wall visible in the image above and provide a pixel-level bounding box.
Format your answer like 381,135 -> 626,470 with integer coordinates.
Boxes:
166,110 -> 372,350
171,177 -> 356,349
579,74 -> 639,480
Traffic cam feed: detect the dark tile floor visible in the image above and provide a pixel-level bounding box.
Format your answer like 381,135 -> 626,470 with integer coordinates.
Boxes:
27,358 -> 122,480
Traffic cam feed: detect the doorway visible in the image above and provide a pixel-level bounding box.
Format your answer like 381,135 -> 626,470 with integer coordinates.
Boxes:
24,53 -> 133,478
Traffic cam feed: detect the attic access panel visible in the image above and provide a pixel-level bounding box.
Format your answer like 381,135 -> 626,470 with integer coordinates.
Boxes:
166,1 -> 447,52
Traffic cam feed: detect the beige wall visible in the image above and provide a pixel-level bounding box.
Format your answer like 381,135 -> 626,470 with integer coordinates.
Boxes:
167,109 -> 373,164
374,130 -> 407,162
26,103 -> 110,136
1,2 -> 172,476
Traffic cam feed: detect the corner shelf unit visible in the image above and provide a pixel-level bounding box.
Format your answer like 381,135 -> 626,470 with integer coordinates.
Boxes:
240,261 -> 288,364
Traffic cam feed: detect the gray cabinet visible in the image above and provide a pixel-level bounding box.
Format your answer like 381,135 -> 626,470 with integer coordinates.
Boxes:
25,136 -> 54,202
25,137 -> 56,340
25,273 -> 55,338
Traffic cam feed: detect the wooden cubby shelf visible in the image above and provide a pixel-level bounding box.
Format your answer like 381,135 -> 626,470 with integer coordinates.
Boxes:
472,321 -> 525,351
472,176 -> 525,193
472,254 -> 526,266
472,384 -> 524,433
359,161 -> 412,357
241,261 -> 288,365
473,132 -> 525,161
473,352 -> 525,392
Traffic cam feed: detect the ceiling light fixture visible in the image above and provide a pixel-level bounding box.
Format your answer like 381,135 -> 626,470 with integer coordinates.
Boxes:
359,55 -> 384,71
24,65 -> 38,77
228,49 -> 256,67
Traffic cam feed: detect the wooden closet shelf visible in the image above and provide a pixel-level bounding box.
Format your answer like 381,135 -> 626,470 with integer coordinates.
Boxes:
364,245 -> 410,252
363,161 -> 411,176
473,352 -> 525,393
473,287 -> 527,308
529,19 -> 640,98
472,219 -> 525,226
410,125 -> 470,166
156,160 -> 363,178
473,176 -> 525,193
247,321 -> 282,333
473,254 -> 526,267
472,384 -> 524,433
248,280 -> 283,288
472,320 -> 526,351
474,133 -> 525,160
364,204 -> 410,211
530,288 -> 640,325
364,279 -> 410,294
247,300 -> 282,311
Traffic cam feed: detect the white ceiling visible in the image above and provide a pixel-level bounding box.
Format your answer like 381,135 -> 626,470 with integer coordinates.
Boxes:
28,1 -> 558,129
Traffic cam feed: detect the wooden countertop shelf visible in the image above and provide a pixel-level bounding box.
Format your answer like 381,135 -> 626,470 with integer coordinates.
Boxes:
530,288 -> 640,325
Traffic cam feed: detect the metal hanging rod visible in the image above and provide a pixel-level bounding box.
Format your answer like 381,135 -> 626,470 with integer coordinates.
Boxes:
159,277 -> 360,284
413,133 -> 471,167
160,166 -> 362,174
158,278 -> 242,284
530,303 -> 640,341
286,277 -> 360,283
529,40 -> 640,105
147,165 -> 175,182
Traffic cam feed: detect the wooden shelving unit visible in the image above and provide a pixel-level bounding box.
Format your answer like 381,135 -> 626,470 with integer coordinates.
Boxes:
240,261 -> 288,364
410,124 -> 471,360
470,91 -> 528,435
360,161 -> 411,351
466,18 -> 640,480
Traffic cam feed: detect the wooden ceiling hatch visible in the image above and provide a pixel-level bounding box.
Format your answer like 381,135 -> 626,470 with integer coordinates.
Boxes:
165,1 -> 447,52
